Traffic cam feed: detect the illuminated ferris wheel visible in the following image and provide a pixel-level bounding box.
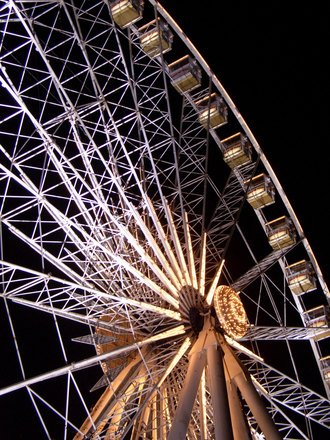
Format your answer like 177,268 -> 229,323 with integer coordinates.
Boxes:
1,1 -> 330,439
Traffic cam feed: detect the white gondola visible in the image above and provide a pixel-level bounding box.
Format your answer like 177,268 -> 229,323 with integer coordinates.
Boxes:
110,0 -> 143,28
265,216 -> 296,251
168,55 -> 201,94
245,173 -> 275,209
320,355 -> 330,386
221,132 -> 252,168
285,260 -> 317,295
139,19 -> 173,57
196,93 -> 228,129
303,305 -> 330,341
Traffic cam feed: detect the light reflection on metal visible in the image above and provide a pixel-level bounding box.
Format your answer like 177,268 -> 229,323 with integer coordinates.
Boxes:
165,200 -> 191,286
157,337 -> 191,389
225,335 -> 264,362
199,232 -> 207,297
143,325 -> 186,344
184,211 -> 198,290
205,259 -> 225,305
199,369 -> 208,440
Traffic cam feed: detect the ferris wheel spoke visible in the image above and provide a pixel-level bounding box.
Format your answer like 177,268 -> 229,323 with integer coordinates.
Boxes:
0,324 -> 186,398
74,335 -> 191,439
145,196 -> 185,285
184,211 -> 198,290
10,297 -> 132,333
2,196 -> 182,308
232,247 -> 296,293
165,201 -> 192,287
205,259 -> 225,305
0,262 -> 182,323
7,292 -> 182,326
74,351 -> 147,440
240,325 -> 330,341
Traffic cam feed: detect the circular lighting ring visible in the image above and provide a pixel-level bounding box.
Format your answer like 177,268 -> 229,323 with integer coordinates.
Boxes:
214,285 -> 248,339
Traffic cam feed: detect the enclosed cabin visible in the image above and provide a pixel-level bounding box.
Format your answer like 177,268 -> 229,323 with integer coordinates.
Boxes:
139,19 -> 173,57
303,305 -> 330,327
244,173 -> 275,209
285,260 -> 317,295
110,0 -> 144,28
168,55 -> 201,94
265,216 -> 296,251
196,93 -> 228,129
221,133 -> 252,168
303,305 -> 330,341
320,355 -> 330,386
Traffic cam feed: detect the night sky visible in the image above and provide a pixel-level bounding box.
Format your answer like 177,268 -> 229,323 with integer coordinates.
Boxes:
164,1 -> 329,282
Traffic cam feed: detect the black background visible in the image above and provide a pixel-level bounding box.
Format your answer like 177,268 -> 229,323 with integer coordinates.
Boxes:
164,1 -> 329,283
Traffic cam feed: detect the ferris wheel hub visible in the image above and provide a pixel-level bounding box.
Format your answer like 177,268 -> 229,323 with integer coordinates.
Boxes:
188,306 -> 204,334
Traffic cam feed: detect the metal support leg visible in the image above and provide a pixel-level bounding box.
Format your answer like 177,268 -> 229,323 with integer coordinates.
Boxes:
198,369 -> 208,440
168,350 -> 206,440
234,373 -> 282,440
226,376 -> 251,440
219,334 -> 282,440
206,344 -> 234,440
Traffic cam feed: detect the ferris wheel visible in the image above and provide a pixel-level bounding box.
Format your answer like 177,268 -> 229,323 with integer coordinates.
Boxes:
0,1 -> 329,439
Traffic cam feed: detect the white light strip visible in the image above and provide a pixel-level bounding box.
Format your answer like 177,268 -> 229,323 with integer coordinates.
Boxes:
199,232 -> 207,297
147,196 -> 184,288
199,368 -> 208,440
185,211 -> 198,290
143,325 -> 186,344
166,201 -> 191,286
157,336 -> 191,389
206,259 -> 225,305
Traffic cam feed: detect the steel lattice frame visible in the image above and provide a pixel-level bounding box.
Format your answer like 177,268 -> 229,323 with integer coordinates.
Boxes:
0,1 -> 329,439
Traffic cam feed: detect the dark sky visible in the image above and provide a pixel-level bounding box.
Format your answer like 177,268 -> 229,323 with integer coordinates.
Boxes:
164,1 -> 329,282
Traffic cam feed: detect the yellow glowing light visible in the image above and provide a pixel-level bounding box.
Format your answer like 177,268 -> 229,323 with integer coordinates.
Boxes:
214,285 -> 248,339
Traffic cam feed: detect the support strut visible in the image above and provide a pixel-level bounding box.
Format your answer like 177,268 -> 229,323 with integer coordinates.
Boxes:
220,335 -> 283,440
206,343 -> 234,440
167,349 -> 206,440
226,378 -> 251,440
168,318 -> 283,440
